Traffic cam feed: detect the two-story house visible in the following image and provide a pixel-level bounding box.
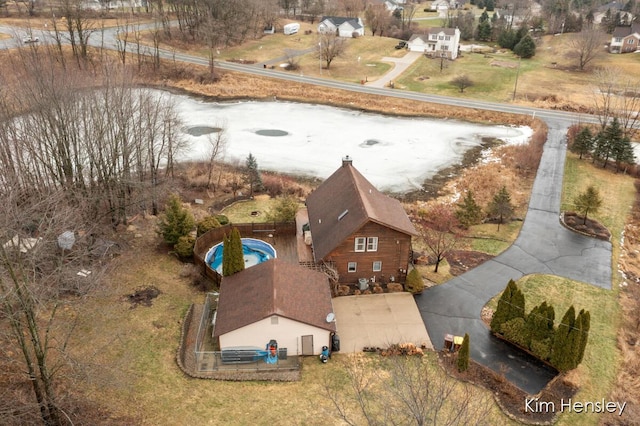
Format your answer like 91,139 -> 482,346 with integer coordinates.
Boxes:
305,156 -> 417,286
407,28 -> 461,59
609,23 -> 640,53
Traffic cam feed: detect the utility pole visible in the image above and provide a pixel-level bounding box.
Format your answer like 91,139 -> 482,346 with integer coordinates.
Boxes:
512,55 -> 521,101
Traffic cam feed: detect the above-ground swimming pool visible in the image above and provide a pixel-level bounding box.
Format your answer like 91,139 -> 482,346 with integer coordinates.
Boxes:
205,238 -> 277,274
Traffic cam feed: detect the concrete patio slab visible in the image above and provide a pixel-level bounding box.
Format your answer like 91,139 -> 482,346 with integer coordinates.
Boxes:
332,293 -> 432,353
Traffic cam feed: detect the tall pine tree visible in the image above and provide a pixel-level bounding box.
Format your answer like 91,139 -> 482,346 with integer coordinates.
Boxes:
455,190 -> 484,228
490,279 -> 524,333
488,185 -> 514,230
457,333 -> 470,372
551,306 -> 576,372
571,127 -> 594,159
222,228 -> 246,276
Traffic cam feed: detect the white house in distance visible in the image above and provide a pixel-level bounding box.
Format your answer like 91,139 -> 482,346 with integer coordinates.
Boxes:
407,27 -> 461,59
213,258 -> 336,356
318,16 -> 365,37
609,23 -> 640,53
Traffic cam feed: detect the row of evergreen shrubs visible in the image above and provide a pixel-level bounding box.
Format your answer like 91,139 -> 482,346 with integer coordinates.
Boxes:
490,279 -> 590,372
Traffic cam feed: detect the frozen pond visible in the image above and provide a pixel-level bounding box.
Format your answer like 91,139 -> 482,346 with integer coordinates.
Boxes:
171,93 -> 533,192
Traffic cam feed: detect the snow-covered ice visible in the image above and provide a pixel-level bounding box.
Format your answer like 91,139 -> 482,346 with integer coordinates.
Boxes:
171,93 -> 533,192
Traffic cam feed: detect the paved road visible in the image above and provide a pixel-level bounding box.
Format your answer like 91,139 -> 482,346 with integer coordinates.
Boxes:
0,25 -> 613,393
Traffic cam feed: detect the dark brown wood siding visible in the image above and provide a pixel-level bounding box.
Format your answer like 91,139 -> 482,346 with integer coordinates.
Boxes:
323,221 -> 412,284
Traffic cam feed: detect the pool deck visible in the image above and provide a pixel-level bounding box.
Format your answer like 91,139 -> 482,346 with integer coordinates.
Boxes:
295,208 -> 314,263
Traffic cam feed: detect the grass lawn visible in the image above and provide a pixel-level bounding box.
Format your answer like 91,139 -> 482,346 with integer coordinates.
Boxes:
561,153 -> 637,271
220,195 -> 305,223
397,33 -> 640,108
466,221 -> 522,254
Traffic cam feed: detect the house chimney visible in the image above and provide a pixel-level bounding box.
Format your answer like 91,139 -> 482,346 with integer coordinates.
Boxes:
342,155 -> 353,167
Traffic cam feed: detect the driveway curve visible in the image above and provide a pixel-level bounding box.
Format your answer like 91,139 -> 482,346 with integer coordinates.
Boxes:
415,119 -> 612,394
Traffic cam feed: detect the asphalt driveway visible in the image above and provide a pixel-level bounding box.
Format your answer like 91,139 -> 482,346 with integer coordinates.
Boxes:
332,293 -> 432,353
415,120 -> 612,395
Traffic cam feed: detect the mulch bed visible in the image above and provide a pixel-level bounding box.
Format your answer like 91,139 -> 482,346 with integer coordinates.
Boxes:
446,250 -> 495,276
562,212 -> 611,241
440,351 -> 578,424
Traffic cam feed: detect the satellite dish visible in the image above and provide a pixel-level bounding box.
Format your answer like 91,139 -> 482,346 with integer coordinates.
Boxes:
326,312 -> 336,323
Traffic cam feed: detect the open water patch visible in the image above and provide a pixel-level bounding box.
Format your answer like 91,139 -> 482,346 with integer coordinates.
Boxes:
361,139 -> 382,147
185,126 -> 222,137
255,129 -> 289,137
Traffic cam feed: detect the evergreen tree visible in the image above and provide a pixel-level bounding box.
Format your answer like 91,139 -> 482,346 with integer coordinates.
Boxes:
245,153 -> 264,196
222,228 -> 246,276
197,215 -> 221,237
600,118 -> 624,168
174,235 -> 195,258
551,306 -> 576,372
490,279 -> 524,333
487,185 -> 514,230
571,127 -> 594,159
229,227 -> 245,274
405,268 -> 425,294
612,135 -> 636,172
455,190 -> 484,228
485,0 -> 495,11
479,10 -> 490,23
592,130 -> 612,165
514,34 -> 536,58
525,301 -> 555,360
576,309 -> 591,364
574,185 -> 603,225
498,28 -> 516,49
457,333 -> 470,372
157,194 -> 195,246
476,19 -> 492,41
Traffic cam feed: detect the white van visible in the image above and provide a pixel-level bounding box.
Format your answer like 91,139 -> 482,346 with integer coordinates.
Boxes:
283,23 -> 300,35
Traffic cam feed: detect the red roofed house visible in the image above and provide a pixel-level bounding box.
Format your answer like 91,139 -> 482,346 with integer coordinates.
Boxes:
213,258 -> 336,356
305,156 -> 417,287
609,23 -> 640,53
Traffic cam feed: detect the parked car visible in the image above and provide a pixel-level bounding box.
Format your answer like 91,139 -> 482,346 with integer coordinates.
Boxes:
22,36 -> 39,43
395,41 -> 407,49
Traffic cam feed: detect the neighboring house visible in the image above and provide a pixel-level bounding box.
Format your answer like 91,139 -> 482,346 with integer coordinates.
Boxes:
610,23 -> 640,53
213,258 -> 336,356
305,156 -> 417,286
430,0 -> 461,12
318,16 -> 365,37
407,28 -> 461,59
594,1 -> 629,24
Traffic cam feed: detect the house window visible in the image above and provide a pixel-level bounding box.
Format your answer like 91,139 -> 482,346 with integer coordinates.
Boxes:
442,45 -> 449,51
445,36 -> 451,40
439,35 -> 444,40
628,39 -> 635,44
431,34 -> 437,40
615,37 -> 622,42
354,237 -> 366,252
373,261 -> 382,272
271,316 -> 279,325
348,262 -> 357,272
367,237 -> 378,252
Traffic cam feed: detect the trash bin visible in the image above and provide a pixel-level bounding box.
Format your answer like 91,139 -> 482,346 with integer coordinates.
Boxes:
444,334 -> 454,351
331,333 -> 340,352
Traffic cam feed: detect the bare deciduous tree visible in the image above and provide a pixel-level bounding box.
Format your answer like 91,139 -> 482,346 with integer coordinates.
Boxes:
0,190 -> 106,425
570,27 -> 606,71
323,354 -> 493,425
318,32 -> 347,69
418,203 -> 463,273
451,74 -> 474,93
592,67 -> 640,136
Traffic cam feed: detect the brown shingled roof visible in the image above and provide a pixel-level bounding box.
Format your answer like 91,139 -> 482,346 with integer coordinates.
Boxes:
612,23 -> 640,38
213,259 -> 336,337
306,158 -> 417,261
